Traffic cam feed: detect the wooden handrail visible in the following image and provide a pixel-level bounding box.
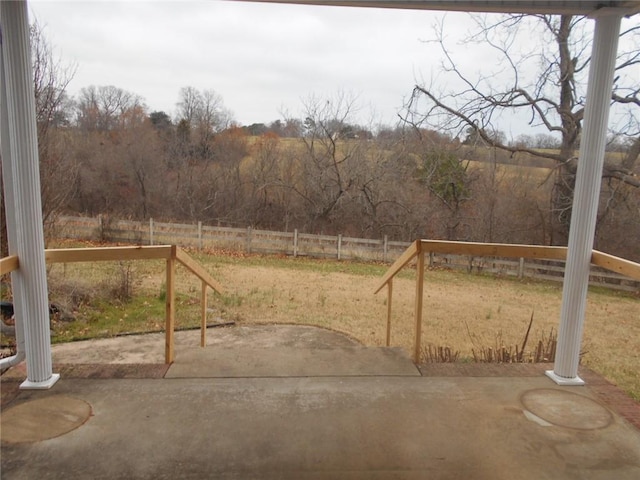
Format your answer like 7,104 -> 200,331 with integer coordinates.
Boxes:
175,247 -> 224,294
374,240 -> 421,294
374,240 -> 568,295
374,239 -> 639,364
3,242 -> 638,365
0,255 -> 19,275
419,240 -> 568,260
3,245 -> 223,364
173,248 -> 224,349
591,250 -> 640,280
45,245 -> 174,263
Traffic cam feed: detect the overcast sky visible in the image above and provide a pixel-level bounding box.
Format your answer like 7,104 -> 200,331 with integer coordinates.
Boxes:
27,1 -> 639,138
25,1 -> 489,127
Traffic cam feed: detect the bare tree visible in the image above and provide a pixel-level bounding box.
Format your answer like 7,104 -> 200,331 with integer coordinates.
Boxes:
76,85 -> 145,132
289,92 -> 364,231
29,21 -> 77,245
69,86 -> 169,219
403,128 -> 478,240
611,22 -> 640,173
240,132 -> 283,227
175,87 -> 233,161
116,110 -> 163,219
347,131 -> 418,239
405,14 -> 639,244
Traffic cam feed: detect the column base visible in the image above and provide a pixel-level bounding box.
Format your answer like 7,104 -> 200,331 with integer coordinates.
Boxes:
545,370 -> 585,386
20,373 -> 60,390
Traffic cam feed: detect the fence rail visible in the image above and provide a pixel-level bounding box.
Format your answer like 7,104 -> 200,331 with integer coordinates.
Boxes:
53,215 -> 640,293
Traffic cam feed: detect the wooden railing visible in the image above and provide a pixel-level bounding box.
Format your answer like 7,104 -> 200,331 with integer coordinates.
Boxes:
590,250 -> 640,279
0,255 -> 19,275
1,246 -> 223,364
374,240 -> 640,363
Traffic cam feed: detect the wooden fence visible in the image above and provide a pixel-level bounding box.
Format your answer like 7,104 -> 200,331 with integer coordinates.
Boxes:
53,215 -> 640,293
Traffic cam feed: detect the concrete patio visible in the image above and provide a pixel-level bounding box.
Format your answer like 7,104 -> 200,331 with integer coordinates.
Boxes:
1,325 -> 639,479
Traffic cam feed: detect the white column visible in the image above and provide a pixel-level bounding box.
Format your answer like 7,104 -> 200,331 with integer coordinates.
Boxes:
546,13 -> 622,386
0,1 -> 59,388
0,29 -> 26,370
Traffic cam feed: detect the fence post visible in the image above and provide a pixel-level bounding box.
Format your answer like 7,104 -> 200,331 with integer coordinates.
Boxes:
383,235 -> 388,263
149,218 -> 154,246
293,229 -> 298,257
429,252 -> 434,268
518,257 -> 525,279
198,221 -> 202,251
246,227 -> 252,253
337,234 -> 342,260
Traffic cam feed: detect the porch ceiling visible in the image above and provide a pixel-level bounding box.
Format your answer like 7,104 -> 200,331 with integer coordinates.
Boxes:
241,0 -> 640,16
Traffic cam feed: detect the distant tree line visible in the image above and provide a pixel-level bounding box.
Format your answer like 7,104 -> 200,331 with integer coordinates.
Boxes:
1,20 -> 638,263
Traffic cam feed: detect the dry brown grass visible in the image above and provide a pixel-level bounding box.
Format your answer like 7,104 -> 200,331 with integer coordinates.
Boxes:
194,258 -> 639,400
37,246 -> 640,400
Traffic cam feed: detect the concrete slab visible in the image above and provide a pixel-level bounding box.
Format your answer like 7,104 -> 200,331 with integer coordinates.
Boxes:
2,325 -> 639,479
50,324 -> 421,378
49,324 -> 362,364
166,345 -> 421,378
1,376 -> 639,479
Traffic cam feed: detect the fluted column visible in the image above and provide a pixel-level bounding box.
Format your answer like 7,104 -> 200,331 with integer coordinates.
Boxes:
546,13 -> 622,386
1,1 -> 59,388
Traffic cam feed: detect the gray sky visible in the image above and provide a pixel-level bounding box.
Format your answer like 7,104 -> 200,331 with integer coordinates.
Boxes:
27,1 -> 639,138
27,1 -> 487,128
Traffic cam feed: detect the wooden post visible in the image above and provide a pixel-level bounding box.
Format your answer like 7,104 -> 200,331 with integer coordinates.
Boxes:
246,227 -> 252,253
518,257 -> 525,279
149,218 -> 154,246
413,245 -> 425,363
293,229 -> 298,257
383,235 -> 388,263
337,234 -> 342,260
165,246 -> 176,364
386,279 -> 393,347
201,281 -> 207,347
198,221 -> 202,251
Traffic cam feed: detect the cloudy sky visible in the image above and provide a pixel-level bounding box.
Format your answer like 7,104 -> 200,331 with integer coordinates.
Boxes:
27,1 -> 638,137
25,1 -> 495,128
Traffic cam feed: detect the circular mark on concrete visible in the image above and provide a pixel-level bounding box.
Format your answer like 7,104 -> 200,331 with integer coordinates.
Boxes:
1,395 -> 92,444
521,388 -> 613,430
